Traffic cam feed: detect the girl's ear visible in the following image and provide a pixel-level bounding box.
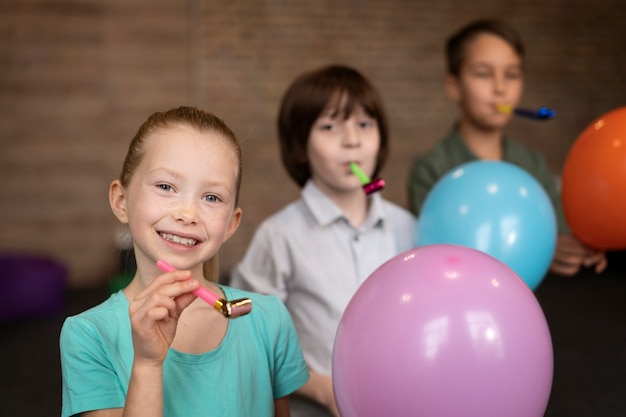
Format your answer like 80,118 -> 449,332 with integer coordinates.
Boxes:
444,74 -> 462,103
109,180 -> 129,224
222,207 -> 242,243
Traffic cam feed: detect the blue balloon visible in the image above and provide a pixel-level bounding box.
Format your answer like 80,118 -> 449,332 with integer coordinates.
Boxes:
417,161 -> 557,290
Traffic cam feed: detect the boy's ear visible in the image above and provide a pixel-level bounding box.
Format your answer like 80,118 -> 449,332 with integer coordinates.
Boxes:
109,180 -> 129,224
222,207 -> 242,243
444,74 -> 462,103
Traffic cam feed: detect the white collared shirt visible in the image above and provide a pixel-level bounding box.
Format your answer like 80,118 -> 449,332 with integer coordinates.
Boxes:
230,180 -> 417,375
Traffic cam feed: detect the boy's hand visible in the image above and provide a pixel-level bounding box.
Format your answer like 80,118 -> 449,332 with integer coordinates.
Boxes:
128,270 -> 199,365
550,234 -> 607,276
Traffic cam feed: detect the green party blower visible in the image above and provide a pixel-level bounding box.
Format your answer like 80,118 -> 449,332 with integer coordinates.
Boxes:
349,162 -> 385,195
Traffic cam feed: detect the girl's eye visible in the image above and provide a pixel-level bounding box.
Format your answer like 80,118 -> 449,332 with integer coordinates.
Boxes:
203,194 -> 220,203
158,184 -> 173,192
505,72 -> 522,80
319,123 -> 335,131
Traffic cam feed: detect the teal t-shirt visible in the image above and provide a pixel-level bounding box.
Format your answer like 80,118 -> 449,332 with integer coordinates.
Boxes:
407,125 -> 570,234
60,287 -> 309,417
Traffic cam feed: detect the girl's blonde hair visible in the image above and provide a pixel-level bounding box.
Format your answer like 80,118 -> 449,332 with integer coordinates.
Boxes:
120,106 -> 243,206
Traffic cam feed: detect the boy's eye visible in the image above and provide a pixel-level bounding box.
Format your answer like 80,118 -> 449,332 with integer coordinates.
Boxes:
359,120 -> 375,129
505,72 -> 522,80
158,184 -> 173,192
203,194 -> 220,203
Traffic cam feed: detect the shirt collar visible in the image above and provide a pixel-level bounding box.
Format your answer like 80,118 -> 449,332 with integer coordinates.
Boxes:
302,180 -> 385,229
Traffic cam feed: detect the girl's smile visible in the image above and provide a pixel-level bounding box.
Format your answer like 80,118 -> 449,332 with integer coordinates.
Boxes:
110,123 -> 242,278
158,231 -> 201,247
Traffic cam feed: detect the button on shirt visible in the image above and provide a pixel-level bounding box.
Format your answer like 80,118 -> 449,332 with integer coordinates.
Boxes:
230,180 -> 416,375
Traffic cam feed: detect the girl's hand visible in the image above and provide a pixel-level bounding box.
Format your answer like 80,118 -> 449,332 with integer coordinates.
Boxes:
128,270 -> 200,366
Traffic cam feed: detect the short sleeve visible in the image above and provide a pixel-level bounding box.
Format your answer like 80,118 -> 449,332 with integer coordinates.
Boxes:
60,317 -> 125,417
268,297 -> 310,398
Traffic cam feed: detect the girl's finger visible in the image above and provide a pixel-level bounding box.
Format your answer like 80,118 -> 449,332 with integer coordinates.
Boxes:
134,271 -> 199,301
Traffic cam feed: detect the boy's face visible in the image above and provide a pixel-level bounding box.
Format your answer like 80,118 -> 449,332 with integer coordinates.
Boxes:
446,33 -> 523,131
307,101 -> 381,198
110,124 -> 242,273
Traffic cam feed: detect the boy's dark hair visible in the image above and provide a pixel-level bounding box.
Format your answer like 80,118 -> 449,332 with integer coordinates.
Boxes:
446,19 -> 525,76
278,65 -> 389,188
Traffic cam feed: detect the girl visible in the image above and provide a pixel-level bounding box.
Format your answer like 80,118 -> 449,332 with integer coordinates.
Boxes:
60,106 -> 309,417
230,65 -> 416,417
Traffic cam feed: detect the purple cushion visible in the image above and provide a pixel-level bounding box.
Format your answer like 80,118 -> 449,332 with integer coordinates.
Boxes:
0,254 -> 67,321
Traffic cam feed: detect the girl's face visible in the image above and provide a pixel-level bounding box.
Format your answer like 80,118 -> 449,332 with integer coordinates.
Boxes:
307,102 -> 381,198
446,33 -> 524,131
110,124 -> 241,273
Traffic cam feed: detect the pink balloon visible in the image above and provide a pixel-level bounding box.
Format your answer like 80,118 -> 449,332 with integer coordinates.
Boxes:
332,244 -> 553,417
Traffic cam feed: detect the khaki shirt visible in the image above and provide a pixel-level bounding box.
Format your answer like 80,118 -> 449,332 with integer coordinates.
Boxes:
407,125 -> 570,234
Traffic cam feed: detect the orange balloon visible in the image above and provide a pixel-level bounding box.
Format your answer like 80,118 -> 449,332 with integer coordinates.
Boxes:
562,106 -> 626,250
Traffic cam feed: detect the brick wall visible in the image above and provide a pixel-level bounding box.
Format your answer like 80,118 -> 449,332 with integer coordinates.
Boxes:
2,0 -> 625,287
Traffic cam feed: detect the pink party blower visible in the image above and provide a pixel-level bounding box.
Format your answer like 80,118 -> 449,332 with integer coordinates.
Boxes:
156,260 -> 252,319
349,162 -> 385,195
